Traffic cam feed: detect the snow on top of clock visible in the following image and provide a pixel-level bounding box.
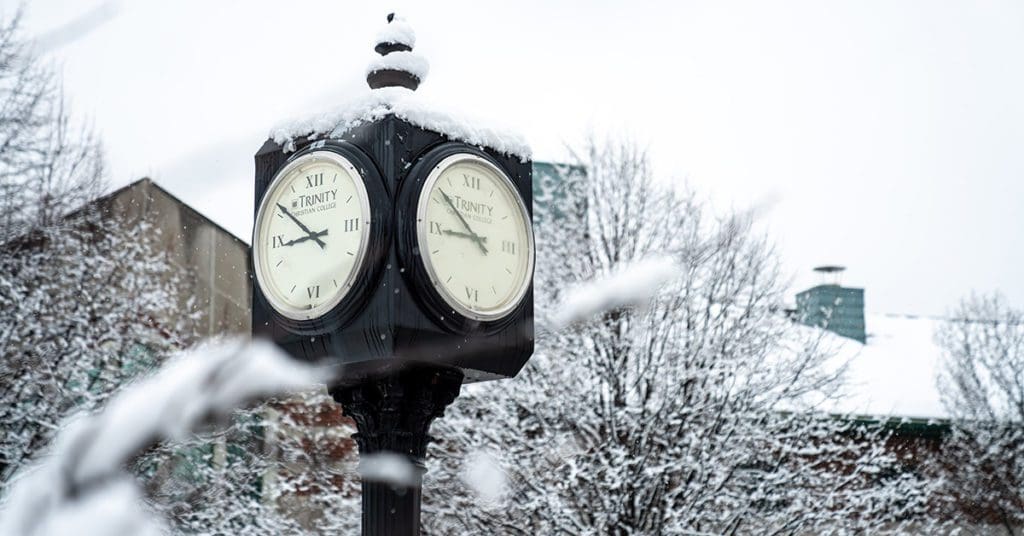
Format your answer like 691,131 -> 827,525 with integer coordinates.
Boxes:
374,15 -> 416,48
365,50 -> 429,81
269,87 -> 532,161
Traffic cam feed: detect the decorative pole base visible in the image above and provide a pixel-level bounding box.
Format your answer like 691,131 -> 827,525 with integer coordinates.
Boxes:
330,365 -> 463,536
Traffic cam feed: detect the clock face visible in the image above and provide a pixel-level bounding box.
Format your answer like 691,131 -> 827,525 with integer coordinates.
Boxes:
416,154 -> 534,321
253,151 -> 371,320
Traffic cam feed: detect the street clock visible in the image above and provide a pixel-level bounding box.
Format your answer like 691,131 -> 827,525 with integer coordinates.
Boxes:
250,14 -> 535,535
251,19 -> 534,387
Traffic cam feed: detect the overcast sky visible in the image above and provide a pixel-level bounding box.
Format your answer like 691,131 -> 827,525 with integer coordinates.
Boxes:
7,0 -> 1023,317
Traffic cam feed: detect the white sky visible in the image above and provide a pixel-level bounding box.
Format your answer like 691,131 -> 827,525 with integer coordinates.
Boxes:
8,0 -> 1024,317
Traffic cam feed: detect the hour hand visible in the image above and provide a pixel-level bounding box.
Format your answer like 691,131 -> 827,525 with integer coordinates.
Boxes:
442,229 -> 488,245
284,229 -> 328,246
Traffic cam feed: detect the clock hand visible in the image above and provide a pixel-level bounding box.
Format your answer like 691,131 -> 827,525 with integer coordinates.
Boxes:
283,229 -> 328,246
276,203 -> 327,249
438,189 -> 488,255
442,229 -> 488,246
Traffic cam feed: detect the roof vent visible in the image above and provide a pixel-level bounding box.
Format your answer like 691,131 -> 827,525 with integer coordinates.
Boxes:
797,266 -> 865,343
813,265 -> 846,286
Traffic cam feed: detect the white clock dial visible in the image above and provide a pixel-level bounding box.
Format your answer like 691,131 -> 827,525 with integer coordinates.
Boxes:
253,151 -> 371,320
417,154 -> 534,321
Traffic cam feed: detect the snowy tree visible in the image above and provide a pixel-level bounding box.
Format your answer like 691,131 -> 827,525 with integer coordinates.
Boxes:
422,139 -> 934,535
0,11 -> 104,239
0,218 -> 195,480
0,13 -> 191,484
933,293 -> 1024,533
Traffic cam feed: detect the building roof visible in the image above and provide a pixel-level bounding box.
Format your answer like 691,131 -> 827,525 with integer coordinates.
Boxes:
91,178 -> 248,247
830,313 -> 948,420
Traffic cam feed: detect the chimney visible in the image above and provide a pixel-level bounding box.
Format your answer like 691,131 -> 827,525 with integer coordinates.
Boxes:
795,266 -> 866,343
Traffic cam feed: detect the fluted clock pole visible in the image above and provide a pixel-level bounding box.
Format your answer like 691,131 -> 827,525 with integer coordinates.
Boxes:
331,367 -> 462,535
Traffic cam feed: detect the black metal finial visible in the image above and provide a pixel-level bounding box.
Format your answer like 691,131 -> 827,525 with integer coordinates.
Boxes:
367,13 -> 424,91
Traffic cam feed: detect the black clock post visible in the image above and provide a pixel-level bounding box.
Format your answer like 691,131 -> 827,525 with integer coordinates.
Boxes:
251,14 -> 534,535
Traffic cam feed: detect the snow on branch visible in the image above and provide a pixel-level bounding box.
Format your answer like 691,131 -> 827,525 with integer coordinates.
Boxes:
0,339 -> 323,536
462,450 -> 508,503
358,452 -> 420,488
551,256 -> 681,327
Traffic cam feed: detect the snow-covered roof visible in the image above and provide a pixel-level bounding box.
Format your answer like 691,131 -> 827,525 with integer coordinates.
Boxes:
269,87 -> 530,161
829,313 -> 948,420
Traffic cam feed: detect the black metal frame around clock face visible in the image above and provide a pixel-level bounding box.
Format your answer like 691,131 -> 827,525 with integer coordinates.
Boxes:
252,140 -> 392,336
396,142 -> 533,335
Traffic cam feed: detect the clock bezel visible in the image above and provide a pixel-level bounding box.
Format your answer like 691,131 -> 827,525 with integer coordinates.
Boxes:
252,144 -> 377,326
401,145 -> 535,329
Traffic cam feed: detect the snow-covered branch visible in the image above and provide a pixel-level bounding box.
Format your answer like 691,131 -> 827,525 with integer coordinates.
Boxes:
550,256 -> 681,328
0,339 -> 322,536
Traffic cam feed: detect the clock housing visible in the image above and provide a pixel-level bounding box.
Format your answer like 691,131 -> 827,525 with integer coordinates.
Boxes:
252,116 -> 534,386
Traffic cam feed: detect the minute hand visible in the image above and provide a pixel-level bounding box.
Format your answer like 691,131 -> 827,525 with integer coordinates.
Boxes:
438,189 -> 488,255
276,203 -> 326,249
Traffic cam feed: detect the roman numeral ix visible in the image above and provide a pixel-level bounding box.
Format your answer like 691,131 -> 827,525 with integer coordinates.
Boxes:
429,221 -> 443,235
272,235 -> 285,248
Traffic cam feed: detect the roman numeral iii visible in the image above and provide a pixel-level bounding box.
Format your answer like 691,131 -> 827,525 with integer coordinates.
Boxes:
344,218 -> 360,232
501,240 -> 516,255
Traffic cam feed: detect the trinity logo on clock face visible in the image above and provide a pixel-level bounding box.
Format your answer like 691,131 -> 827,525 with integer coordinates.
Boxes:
253,151 -> 371,320
416,154 -> 534,321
